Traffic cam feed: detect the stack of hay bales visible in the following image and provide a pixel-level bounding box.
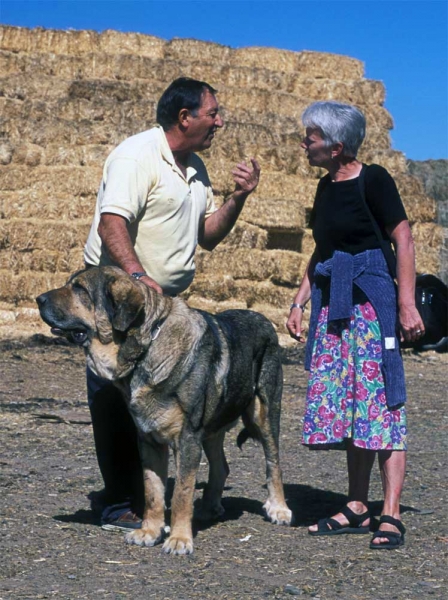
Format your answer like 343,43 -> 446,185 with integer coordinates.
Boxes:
0,26 -> 442,341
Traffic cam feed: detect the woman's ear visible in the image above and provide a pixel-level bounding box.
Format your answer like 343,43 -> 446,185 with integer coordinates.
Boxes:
331,142 -> 344,158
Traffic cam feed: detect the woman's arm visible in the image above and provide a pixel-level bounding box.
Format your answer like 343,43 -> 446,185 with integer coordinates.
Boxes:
286,249 -> 319,342
387,220 -> 424,343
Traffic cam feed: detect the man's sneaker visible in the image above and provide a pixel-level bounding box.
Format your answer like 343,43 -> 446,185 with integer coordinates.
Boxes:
101,510 -> 142,532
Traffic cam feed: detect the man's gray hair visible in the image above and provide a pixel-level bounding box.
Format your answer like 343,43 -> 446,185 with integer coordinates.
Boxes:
302,101 -> 366,157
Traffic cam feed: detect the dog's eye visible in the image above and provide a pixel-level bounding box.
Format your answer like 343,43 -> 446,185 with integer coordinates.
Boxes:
71,331 -> 88,344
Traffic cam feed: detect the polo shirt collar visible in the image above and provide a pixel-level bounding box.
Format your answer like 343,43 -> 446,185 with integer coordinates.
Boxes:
157,125 -> 198,182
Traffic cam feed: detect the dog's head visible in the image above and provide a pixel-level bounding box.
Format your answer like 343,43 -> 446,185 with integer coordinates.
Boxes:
36,266 -> 171,379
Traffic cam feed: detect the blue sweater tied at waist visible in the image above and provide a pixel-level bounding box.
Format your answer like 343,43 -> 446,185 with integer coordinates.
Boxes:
304,249 -> 407,408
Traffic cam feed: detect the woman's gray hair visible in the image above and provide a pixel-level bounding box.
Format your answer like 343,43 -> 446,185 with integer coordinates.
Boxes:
302,101 -> 366,157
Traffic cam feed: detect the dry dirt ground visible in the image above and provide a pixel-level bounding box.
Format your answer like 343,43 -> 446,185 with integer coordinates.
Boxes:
1,335 -> 447,600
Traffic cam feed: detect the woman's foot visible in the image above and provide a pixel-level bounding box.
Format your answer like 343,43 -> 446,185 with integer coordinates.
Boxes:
370,515 -> 405,549
308,503 -> 370,536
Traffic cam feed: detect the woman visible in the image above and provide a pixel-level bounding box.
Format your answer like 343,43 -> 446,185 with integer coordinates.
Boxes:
287,101 -> 423,549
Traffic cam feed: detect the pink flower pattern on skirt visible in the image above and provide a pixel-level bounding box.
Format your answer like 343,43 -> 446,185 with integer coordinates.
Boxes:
302,302 -> 406,450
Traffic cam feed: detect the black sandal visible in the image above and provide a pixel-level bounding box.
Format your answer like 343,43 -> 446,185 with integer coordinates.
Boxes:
369,515 -> 405,549
309,505 -> 370,536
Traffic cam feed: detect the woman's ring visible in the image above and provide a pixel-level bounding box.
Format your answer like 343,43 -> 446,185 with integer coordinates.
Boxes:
416,329 -> 422,334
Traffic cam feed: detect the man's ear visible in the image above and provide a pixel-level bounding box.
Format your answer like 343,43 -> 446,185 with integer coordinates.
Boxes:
178,107 -> 191,129
106,276 -> 146,332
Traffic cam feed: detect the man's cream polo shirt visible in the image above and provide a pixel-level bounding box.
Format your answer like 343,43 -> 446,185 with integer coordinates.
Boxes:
84,126 -> 216,295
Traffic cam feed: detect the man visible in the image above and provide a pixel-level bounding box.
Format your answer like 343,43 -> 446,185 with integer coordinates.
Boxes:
83,77 -> 260,530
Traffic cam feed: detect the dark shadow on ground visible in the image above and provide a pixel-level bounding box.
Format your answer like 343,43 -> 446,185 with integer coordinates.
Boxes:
52,482 -> 419,535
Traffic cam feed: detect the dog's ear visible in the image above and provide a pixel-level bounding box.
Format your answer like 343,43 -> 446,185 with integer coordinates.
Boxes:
106,276 -> 146,332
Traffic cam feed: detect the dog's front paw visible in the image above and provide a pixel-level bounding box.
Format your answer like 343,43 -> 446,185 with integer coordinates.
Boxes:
263,500 -> 293,526
125,524 -> 165,547
162,534 -> 193,555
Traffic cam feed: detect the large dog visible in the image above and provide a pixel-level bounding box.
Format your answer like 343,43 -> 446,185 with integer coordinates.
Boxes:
36,266 -> 292,554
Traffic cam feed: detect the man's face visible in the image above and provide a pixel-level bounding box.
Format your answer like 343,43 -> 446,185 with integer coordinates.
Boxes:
187,90 -> 224,151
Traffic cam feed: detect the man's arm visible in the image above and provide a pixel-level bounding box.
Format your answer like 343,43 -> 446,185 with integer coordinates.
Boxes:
199,159 -> 260,251
98,213 -> 163,294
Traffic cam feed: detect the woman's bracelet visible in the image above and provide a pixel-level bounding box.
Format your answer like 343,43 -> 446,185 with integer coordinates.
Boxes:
290,303 -> 306,312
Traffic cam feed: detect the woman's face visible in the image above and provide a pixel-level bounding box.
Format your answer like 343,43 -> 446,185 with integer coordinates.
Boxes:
301,127 -> 332,167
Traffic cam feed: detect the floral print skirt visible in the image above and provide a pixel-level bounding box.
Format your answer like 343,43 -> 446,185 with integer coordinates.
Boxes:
302,302 -> 407,451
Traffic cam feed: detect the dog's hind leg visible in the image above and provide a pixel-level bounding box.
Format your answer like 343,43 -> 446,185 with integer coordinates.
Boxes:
163,436 -> 202,555
198,430 -> 229,520
125,436 -> 168,547
244,353 -> 292,526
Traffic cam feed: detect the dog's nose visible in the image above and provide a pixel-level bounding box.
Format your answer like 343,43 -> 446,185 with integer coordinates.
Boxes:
36,293 -> 48,308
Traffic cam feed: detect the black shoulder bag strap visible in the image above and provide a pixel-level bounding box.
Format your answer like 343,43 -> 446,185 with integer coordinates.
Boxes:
358,164 -> 397,279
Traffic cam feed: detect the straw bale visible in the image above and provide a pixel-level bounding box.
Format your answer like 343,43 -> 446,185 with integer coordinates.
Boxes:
186,275 -> 295,308
9,143 -> 44,167
0,308 -> 48,326
0,190 -> 96,221
394,174 -> 436,223
14,307 -> 42,323
67,79 -> 159,103
184,295 -> 248,312
0,73 -> 71,101
1,165 -> 100,196
363,105 -> 394,131
5,143 -> 112,168
295,51 -> 364,79
0,26 -> 98,55
0,50 -> 179,86
206,64 -> 291,94
219,222 -> 268,250
196,248 -> 306,285
0,269 -> 68,303
2,248 -> 84,274
286,76 -> 385,105
98,30 -> 166,58
193,64 -> 382,105
218,88 -> 308,122
229,47 -> 364,80
358,149 -> 408,174
207,164 -> 315,204
0,143 -> 13,165
1,110 -> 132,147
0,309 -> 16,325
300,229 -> 316,257
0,49 -> 24,75
0,25 -> 166,58
241,198 -> 306,230
362,128 -> 391,152
412,222 -> 444,275
0,219 -> 91,253
165,38 -> 231,63
216,90 -> 392,135
206,128 -> 318,177
208,46 -> 299,72
1,95 -> 158,131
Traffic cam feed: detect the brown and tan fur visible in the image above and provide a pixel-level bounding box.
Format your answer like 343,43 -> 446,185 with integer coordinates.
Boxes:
37,266 -> 292,554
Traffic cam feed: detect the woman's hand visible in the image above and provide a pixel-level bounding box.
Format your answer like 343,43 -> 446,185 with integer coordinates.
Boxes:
286,306 -> 306,343
387,220 -> 425,344
398,303 -> 425,343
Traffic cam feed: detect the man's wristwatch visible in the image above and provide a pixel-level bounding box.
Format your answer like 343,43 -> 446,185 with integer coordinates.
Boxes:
290,303 -> 306,312
131,272 -> 147,280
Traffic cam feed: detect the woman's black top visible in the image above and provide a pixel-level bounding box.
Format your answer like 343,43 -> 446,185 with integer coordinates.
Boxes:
309,164 -> 408,262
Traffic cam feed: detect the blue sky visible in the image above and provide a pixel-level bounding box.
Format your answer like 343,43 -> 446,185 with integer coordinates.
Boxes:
1,0 -> 447,161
